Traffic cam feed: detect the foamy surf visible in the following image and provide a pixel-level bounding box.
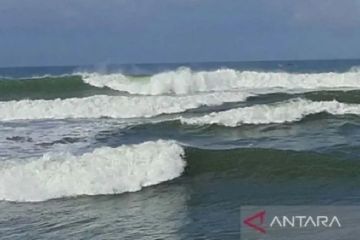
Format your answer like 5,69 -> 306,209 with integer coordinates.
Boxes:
80,67 -> 360,95
180,98 -> 360,127
0,140 -> 185,202
0,92 -> 250,121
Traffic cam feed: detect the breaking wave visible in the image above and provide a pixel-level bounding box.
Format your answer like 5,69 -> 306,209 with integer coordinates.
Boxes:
2,68 -> 360,100
181,98 -> 360,127
0,140 -> 185,202
81,67 -> 360,95
0,92 -> 250,121
3,139 -> 360,202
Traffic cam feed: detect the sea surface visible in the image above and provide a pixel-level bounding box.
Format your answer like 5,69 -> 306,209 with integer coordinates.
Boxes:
1,60 -> 360,239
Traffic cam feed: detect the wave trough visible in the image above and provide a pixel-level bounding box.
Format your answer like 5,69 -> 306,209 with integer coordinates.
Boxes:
0,140 -> 185,202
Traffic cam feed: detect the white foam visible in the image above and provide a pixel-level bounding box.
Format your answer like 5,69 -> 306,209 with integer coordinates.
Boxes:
181,99 -> 360,127
0,92 -> 250,121
0,140 -> 185,202
81,68 -> 360,95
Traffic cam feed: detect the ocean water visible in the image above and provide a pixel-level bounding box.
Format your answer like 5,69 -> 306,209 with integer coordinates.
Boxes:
1,60 -> 360,239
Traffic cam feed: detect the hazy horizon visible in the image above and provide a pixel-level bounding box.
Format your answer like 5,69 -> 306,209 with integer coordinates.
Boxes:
2,57 -> 360,69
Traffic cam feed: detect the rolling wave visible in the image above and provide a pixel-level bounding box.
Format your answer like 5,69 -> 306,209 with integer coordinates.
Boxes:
305,90 -> 360,104
0,75 -> 119,101
0,140 -> 185,202
184,147 -> 360,179
2,142 -> 359,202
81,67 -> 360,95
0,92 -> 250,121
2,68 -> 360,101
181,98 -> 360,127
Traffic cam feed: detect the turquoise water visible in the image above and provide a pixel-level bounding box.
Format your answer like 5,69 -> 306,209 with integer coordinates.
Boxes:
1,60 -> 360,239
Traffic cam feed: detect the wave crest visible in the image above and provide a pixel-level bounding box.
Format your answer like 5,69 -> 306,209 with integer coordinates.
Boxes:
181,99 -> 360,127
81,68 -> 360,95
0,92 -> 250,121
0,140 -> 185,202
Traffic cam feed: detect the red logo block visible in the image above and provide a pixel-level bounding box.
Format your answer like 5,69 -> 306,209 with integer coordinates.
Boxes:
243,210 -> 266,234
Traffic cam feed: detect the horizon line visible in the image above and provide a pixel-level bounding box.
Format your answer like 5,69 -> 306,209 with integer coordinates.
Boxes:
1,57 -> 360,69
